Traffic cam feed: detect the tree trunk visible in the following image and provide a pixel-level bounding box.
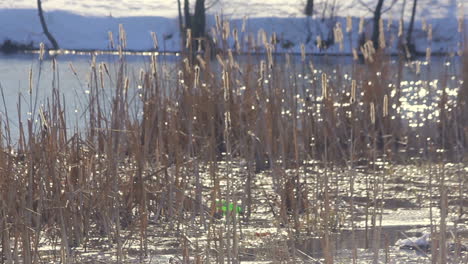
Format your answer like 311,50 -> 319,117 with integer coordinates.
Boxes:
177,0 -> 184,34
371,0 -> 385,50
37,0 -> 59,50
193,0 -> 206,39
184,0 -> 191,30
406,0 -> 418,56
305,0 -> 314,17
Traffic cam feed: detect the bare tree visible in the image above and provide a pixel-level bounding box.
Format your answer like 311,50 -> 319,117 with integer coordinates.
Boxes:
181,0 -> 206,51
305,0 -> 314,16
193,0 -> 206,40
406,0 -> 418,56
371,0 -> 385,49
37,0 -> 59,50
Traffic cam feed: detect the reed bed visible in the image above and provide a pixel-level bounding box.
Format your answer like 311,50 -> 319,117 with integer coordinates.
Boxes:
0,22 -> 467,263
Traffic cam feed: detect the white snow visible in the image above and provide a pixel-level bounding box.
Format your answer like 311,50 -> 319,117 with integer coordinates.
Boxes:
0,0 -> 466,52
396,232 -> 431,249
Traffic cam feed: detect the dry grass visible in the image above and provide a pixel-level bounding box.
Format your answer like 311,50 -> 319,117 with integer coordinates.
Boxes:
0,22 -> 467,263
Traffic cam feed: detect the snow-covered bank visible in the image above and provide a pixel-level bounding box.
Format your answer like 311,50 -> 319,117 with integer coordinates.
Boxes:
0,0 -> 466,53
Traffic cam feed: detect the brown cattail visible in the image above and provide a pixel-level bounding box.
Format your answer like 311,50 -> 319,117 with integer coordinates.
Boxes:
119,24 -> 127,49
223,21 -> 231,40
352,48 -> 359,60
383,94 -> 388,117
379,18 -> 386,49
211,27 -> 218,44
258,60 -> 266,86
426,47 -> 431,63
350,80 -> 356,103
194,65 -> 200,88
196,55 -> 207,70
346,15 -> 353,33
334,22 -> 344,51
151,55 -> 158,75
39,42 -> 45,61
183,58 -> 191,73
216,54 -> 225,68
316,35 -> 322,49
186,29 -> 192,48
223,70 -> 230,101
321,73 -> 327,99
285,53 -> 291,68
124,77 -> 129,94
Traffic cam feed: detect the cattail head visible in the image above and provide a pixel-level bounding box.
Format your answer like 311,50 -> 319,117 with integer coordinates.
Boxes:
398,19 -> 403,37
259,60 -> 266,80
211,27 -> 218,44
383,94 -> 388,117
350,80 -> 356,103
316,35 -> 322,50
334,22 -> 344,51
197,39 -> 203,53
285,53 -> 291,68
216,54 -> 225,69
124,77 -> 129,94
352,48 -> 359,61
321,73 -> 327,99
422,19 -> 427,31
379,18 -> 386,49
151,54 -> 158,75
196,55 -> 207,70
359,17 -> 364,34
426,47 -> 431,63
118,24 -> 127,49
194,65 -> 200,88
370,102 -> 375,124
271,32 -> 277,46
39,42 -> 45,61
223,70 -> 230,101
346,15 -> 352,33
309,61 -> 314,74
186,29 -> 192,48
223,21 -> 231,40
301,43 -> 306,62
